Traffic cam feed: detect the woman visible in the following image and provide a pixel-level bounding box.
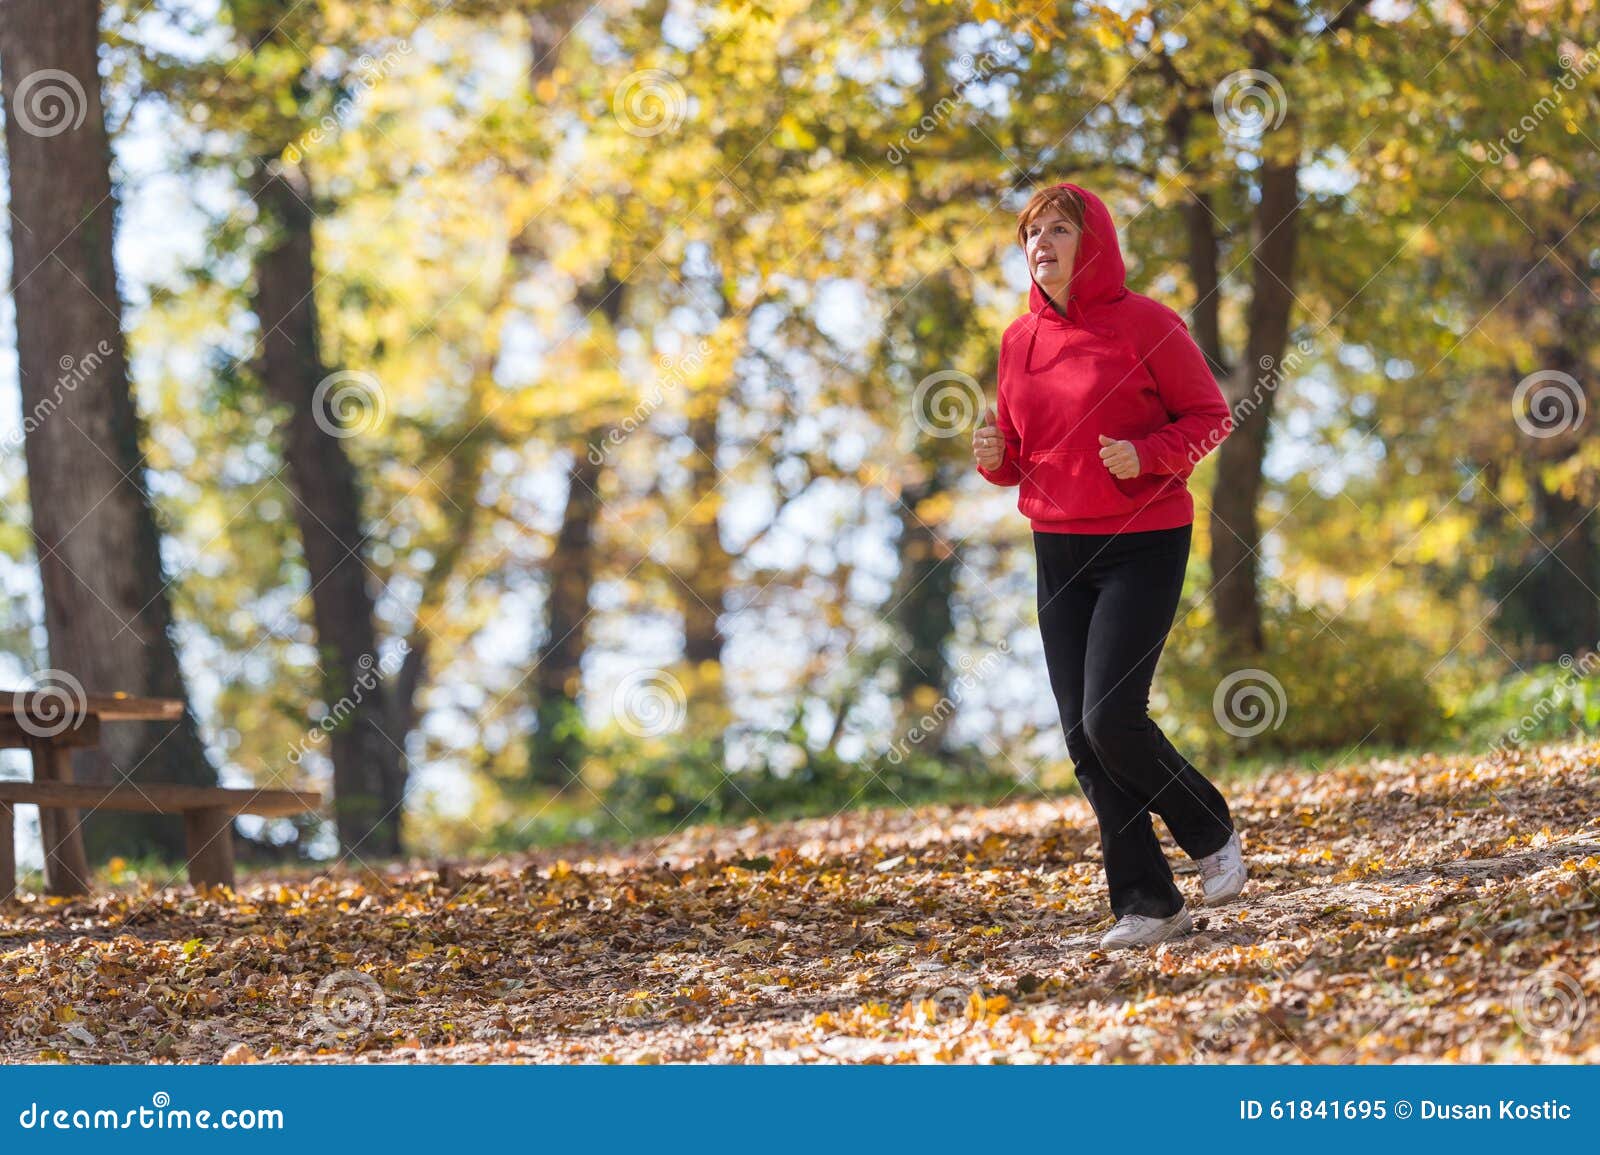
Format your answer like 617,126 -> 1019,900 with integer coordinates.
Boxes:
972,182 -> 1247,950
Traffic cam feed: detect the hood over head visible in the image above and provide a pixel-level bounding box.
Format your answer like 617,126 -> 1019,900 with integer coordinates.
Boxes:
1026,182 -> 1128,327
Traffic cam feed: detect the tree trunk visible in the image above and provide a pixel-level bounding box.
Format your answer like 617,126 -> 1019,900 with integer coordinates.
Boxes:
1522,474 -> 1600,662
1514,341 -> 1598,661
1209,159 -> 1299,657
885,23 -> 963,750
528,273 -> 624,785
1183,189 -> 1227,375
0,0 -> 215,863
530,443 -> 603,785
892,474 -> 958,746
679,405 -> 732,740
250,158 -> 404,857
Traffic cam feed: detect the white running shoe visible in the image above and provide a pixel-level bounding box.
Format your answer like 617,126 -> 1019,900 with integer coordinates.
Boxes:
1197,830 -> 1247,906
1099,906 -> 1194,950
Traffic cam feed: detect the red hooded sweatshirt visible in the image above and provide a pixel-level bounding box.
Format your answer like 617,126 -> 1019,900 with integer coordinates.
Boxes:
977,183 -> 1232,534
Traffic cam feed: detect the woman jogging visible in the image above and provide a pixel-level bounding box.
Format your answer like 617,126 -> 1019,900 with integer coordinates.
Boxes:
972,182 -> 1247,950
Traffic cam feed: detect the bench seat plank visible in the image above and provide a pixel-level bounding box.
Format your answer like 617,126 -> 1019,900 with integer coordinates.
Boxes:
0,781 -> 320,818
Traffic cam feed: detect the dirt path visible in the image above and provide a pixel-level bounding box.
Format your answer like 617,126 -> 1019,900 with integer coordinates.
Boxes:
2,740 -> 1598,1063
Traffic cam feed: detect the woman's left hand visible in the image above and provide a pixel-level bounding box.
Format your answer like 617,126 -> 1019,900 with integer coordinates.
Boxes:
1097,434 -> 1142,479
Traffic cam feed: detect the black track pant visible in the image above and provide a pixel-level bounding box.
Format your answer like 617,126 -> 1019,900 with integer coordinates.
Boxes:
1034,523 -> 1234,919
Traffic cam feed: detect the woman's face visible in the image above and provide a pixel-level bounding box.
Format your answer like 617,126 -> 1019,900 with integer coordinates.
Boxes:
1023,208 -> 1079,300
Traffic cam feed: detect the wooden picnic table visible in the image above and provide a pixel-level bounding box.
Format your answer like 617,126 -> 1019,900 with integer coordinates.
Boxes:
1,691 -> 320,901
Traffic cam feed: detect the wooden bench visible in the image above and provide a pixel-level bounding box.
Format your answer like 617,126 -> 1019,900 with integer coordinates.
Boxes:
1,690 -> 320,902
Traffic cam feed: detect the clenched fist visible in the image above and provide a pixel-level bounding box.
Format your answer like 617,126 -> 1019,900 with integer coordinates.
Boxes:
973,406 -> 1005,471
1098,434 -> 1142,480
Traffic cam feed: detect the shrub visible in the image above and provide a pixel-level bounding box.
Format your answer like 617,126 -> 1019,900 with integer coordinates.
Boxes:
1156,589 -> 1447,764
469,728 -> 1029,854
1449,657 -> 1600,753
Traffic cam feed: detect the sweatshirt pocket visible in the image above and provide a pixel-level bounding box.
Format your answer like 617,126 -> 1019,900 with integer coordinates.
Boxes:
1017,448 -> 1171,523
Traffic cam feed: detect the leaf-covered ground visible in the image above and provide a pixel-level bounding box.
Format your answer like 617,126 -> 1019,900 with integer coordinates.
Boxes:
3,741 -> 1599,1064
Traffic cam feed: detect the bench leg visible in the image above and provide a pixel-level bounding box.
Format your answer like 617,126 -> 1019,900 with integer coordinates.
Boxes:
1,801 -> 14,905
31,742 -> 92,897
184,807 -> 235,889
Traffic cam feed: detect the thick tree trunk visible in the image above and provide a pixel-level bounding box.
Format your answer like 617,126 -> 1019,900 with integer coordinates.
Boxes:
1209,160 -> 1299,657
530,444 -> 603,786
528,274 -> 623,785
1515,341 -> 1598,661
250,159 -> 404,857
0,0 -> 215,863
1523,476 -> 1600,661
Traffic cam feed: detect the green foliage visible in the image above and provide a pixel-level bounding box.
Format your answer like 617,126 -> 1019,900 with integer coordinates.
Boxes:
445,732 -> 1030,855
1450,660 -> 1600,753
1157,588 -> 1448,764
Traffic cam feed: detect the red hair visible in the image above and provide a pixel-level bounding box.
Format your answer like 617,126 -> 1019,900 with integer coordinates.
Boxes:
1015,185 -> 1086,249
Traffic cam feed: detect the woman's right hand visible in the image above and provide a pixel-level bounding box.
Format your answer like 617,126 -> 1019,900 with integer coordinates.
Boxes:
973,406 -> 1005,471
